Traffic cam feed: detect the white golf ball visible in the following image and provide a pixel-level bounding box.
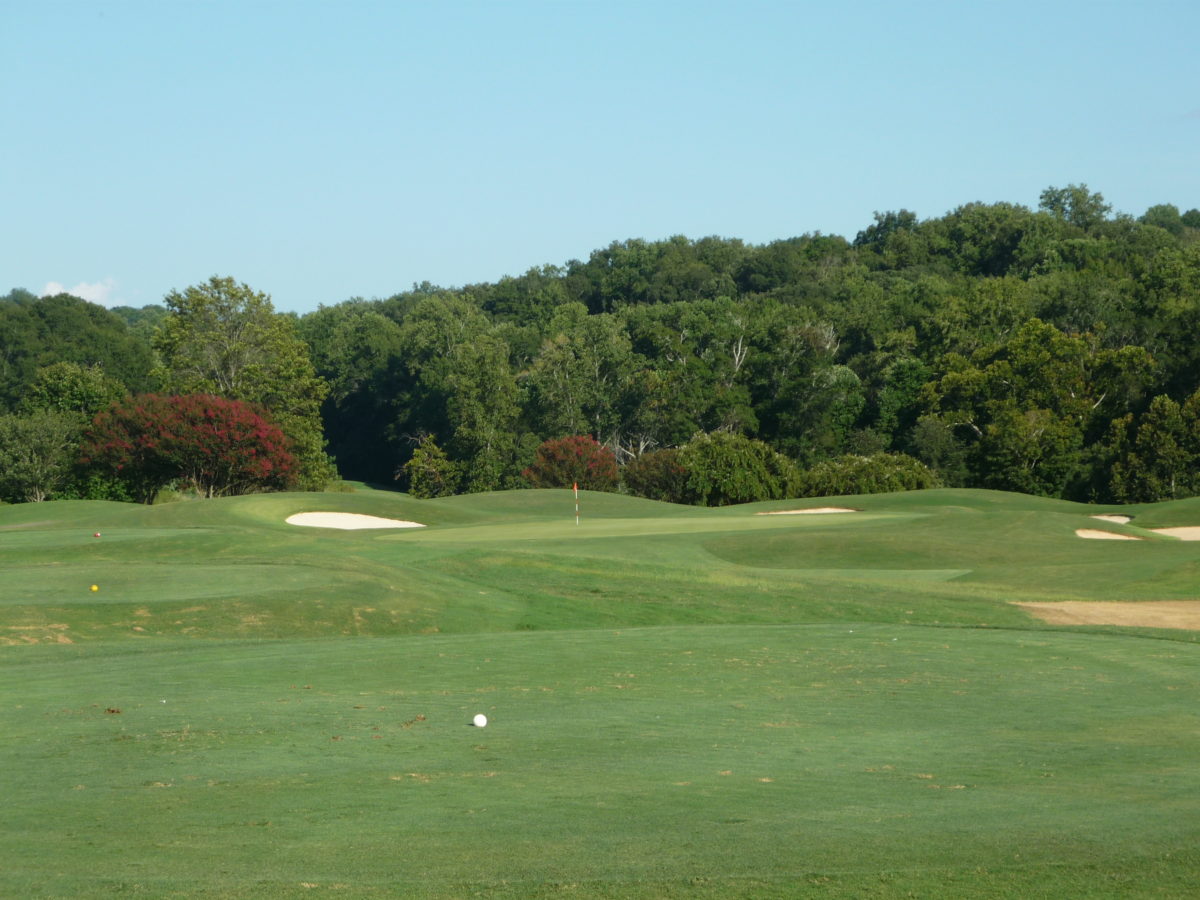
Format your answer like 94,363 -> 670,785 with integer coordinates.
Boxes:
473,713 -> 488,728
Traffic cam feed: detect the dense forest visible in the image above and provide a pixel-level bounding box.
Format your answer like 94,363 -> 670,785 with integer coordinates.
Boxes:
4,185 -> 1200,506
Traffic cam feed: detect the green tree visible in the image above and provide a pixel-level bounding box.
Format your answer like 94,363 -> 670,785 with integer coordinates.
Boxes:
1133,243 -> 1200,396
678,431 -> 798,506
445,335 -> 522,493
735,233 -> 852,295
0,410 -> 79,502
108,304 -> 170,344
871,356 -> 931,448
935,202 -> 1044,276
401,434 -> 458,498
1039,184 -> 1112,231
908,415 -> 971,487
20,361 -> 128,418
153,277 -> 335,489
796,452 -> 939,498
299,301 -> 406,483
1108,393 -> 1200,502
930,277 -> 1036,358
390,292 -> 525,491
0,291 -> 153,412
523,304 -> 637,448
623,298 -> 757,447
923,319 -> 1152,497
740,301 -> 849,460
477,264 -> 572,327
1139,203 -> 1185,236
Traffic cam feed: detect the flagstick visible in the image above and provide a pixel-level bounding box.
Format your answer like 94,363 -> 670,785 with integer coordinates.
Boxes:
574,482 -> 579,526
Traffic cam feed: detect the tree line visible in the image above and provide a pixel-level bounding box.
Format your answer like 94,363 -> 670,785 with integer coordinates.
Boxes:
3,184 -> 1200,506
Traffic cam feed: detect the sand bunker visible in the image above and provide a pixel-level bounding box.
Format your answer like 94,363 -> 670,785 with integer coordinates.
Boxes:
1150,527 -> 1200,541
286,512 -> 425,530
756,507 -> 859,515
1077,521 -> 1200,541
1075,529 -> 1141,541
1016,600 -> 1200,631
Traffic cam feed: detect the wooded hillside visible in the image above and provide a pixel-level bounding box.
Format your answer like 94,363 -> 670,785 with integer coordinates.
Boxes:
4,185 -> 1200,504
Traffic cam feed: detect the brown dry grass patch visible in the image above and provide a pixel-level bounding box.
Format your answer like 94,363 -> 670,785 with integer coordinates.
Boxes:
1,624 -> 73,645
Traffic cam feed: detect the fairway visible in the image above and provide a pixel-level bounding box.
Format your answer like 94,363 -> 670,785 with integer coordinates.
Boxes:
3,488 -> 1200,897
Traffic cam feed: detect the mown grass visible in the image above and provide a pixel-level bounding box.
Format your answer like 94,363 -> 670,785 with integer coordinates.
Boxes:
2,487 -> 1200,897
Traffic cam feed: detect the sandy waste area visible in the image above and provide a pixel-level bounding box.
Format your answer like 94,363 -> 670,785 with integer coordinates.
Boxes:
1016,600 -> 1200,631
286,512 -> 425,530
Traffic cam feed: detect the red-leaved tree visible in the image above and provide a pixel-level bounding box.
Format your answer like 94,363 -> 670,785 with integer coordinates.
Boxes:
79,394 -> 297,502
523,435 -> 619,491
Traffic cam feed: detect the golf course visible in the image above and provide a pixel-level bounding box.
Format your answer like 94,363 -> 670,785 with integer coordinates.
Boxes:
3,486 -> 1200,898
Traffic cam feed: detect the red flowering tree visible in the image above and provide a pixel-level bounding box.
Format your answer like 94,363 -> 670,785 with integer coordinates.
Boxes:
523,435 -> 618,492
79,394 -> 297,502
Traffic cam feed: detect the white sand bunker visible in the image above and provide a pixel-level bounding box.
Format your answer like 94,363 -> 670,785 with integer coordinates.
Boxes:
756,507 -> 859,516
1150,527 -> 1200,541
1091,514 -> 1132,524
286,512 -> 425,530
1075,529 -> 1141,541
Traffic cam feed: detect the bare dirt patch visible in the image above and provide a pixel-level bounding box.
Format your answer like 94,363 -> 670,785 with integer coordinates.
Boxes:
755,507 -> 859,516
286,512 -> 425,530
1015,600 -> 1200,630
1,624 -> 73,645
1075,529 -> 1142,540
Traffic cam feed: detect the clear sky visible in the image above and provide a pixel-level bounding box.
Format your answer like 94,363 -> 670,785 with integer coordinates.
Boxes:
4,0 -> 1198,314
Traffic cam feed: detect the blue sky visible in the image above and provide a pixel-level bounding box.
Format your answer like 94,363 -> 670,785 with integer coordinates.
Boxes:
4,0 -> 1198,314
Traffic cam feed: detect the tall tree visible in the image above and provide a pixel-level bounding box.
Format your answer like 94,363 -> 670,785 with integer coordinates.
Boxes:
1038,183 -> 1112,231
444,335 -> 522,492
623,298 -> 757,446
0,411 -> 79,502
523,303 -> 637,450
20,361 -> 128,418
1108,393 -> 1200,502
0,291 -> 153,412
923,318 -> 1152,497
153,277 -> 335,489
299,300 -> 405,483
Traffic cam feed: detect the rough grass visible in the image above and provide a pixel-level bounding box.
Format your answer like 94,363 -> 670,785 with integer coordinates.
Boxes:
3,487 -> 1200,897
